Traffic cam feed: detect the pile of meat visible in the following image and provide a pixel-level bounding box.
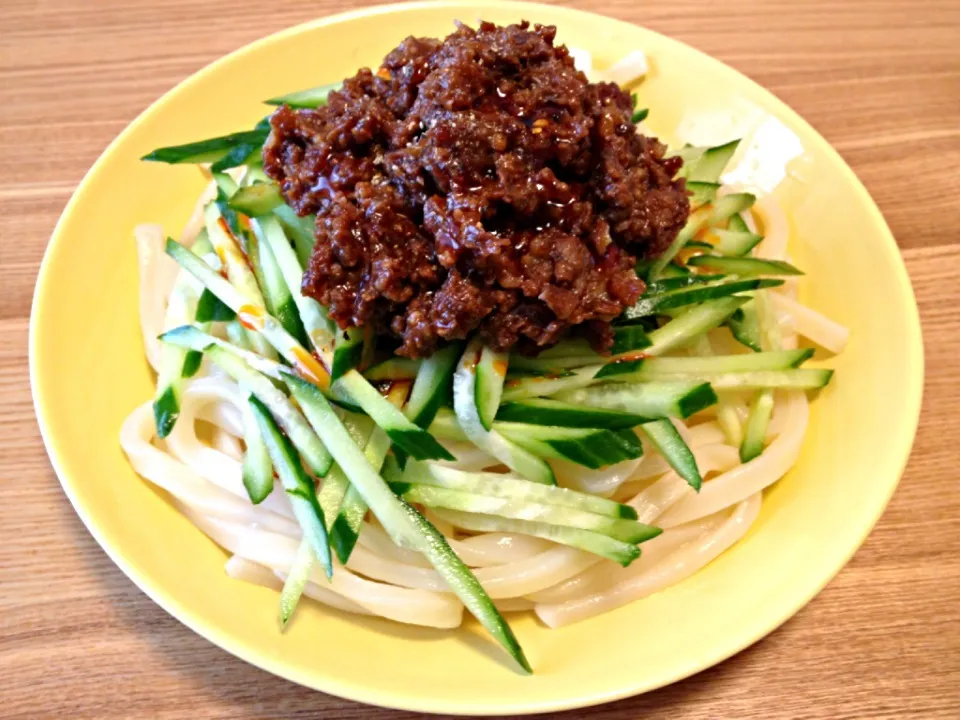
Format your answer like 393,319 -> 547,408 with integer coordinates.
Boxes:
263,20 -> 689,357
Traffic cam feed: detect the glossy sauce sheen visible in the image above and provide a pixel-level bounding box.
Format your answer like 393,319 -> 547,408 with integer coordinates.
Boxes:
263,21 -> 689,358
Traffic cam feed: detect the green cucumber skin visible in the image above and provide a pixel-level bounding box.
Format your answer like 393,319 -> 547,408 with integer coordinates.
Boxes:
741,389 -> 775,462
641,419 -> 702,491
686,181 -> 719,207
142,127 -> 268,165
687,255 -> 804,277
229,183 -> 284,216
727,302 -> 763,352
265,82 -> 341,109
610,325 -> 652,355
687,139 -> 740,183
152,385 -> 179,439
405,342 -> 462,429
554,381 -> 717,421
181,350 -> 204,378
331,327 -> 364,382
248,396 -> 333,578
623,278 -> 781,320
195,289 -> 236,323
599,349 -> 814,377
495,399 -> 646,430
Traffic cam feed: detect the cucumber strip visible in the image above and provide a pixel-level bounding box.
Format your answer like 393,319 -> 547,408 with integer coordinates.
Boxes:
689,333 -> 743,447
141,128 -> 268,165
248,396 -> 333,579
365,357 -> 421,382
644,297 -> 750,355
206,346 -> 333,477
610,325 -> 653,355
644,273 -> 726,295
265,82 -> 341,108
159,325 -> 286,380
194,289 -> 236,322
335,372 -> 454,461
671,368 -> 833,391
211,142 -> 261,173
686,181 -> 719,207
715,228 -> 763,257
501,365 -> 601,402
329,383 -> 406,564
392,484 -> 659,544
229,183 -> 284,216
253,215 -> 335,352
649,192 -> 756,279
622,278 -> 781,320
203,203 -> 276,359
740,390 -> 775,462
427,407 -> 469,443
495,398 -> 647,430
247,221 -> 309,346
240,392 -> 274,504
432,508 -> 642,567
152,268 -> 198,437
405,343 -> 461,428
454,340 -> 556,485
727,302 -> 763,352
640,419 -> 702,490
475,346 -> 509,431
687,139 -> 740,183
331,326 -> 364,382
226,320 -> 254,350
281,373 -> 530,673
535,338 -> 596,359
687,255 -> 804,276
494,422 -> 644,470
403,463 -> 637,519
727,213 -> 750,233
600,349 -> 813,376
554,381 -> 717,420
278,539 -> 314,629
165,238 -> 333,390
273,205 -> 317,267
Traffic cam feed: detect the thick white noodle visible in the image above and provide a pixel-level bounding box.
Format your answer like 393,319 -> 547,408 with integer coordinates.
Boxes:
120,403 -> 299,536
657,391 -> 808,527
770,292 -> 850,354
526,512 -> 727,604
552,456 -> 643,497
135,224 -> 180,372
535,493 -> 762,628
225,556 -> 283,591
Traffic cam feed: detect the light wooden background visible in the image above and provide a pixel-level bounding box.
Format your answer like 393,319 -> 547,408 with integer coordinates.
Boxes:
3,0 -> 959,718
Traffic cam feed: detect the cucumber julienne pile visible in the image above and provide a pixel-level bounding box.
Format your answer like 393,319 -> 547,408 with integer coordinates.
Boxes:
127,74 -> 838,674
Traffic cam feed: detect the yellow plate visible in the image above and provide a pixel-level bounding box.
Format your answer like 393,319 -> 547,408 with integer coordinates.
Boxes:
30,1 -> 923,714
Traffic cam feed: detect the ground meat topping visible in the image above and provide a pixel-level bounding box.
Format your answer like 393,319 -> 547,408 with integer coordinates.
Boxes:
263,20 -> 689,357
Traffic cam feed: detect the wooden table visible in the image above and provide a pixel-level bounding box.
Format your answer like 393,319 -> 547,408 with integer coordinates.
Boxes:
3,0 -> 959,717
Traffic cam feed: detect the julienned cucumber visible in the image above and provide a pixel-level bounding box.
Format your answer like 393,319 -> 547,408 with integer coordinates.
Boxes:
402,462 -> 637,520
597,348 -> 813,377
501,365 -> 601,402
687,255 -> 804,276
239,391 -> 274,505
247,395 -> 333,579
554,381 -> 717,420
622,277 -> 782,320
454,340 -> 556,485
247,220 -> 309,347
273,205 -> 317,267
640,419 -> 702,490
447,508 -> 646,566
495,398 -> 648,430
331,326 -> 364,381
265,82 -> 341,108
391,483 -> 660,545
686,140 -> 740,183
727,302 -> 763,352
495,422 -> 643,469
159,325 -> 286,380
329,384 -> 406,564
645,296 -> 750,355
668,368 -> 833,391
281,372 -> 531,674
142,127 -> 268,165
427,407 -> 469,443
405,342 -> 461,429
475,346 -> 508,431
686,181 -> 720,207
741,390 -> 775,462
714,228 -> 763,257
229,183 -> 284,216
364,357 -> 421,382
432,509 -> 643,566
205,346 -> 333,477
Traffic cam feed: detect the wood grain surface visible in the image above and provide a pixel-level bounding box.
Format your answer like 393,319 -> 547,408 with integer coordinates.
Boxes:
2,0 -> 959,717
